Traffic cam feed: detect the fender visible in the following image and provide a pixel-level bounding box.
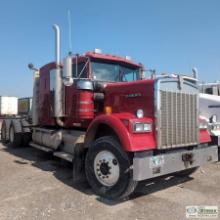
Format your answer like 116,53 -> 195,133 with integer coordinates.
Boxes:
20,118 -> 31,133
12,119 -> 23,133
85,114 -> 156,152
199,129 -> 211,143
199,116 -> 211,144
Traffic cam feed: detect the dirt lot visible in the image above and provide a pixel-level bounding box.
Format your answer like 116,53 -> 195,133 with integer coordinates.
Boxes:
0,142 -> 219,220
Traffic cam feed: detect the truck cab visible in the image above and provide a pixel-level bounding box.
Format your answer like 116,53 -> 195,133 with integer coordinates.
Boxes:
38,51 -> 143,128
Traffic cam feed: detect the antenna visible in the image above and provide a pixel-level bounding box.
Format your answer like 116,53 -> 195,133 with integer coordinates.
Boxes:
67,10 -> 72,54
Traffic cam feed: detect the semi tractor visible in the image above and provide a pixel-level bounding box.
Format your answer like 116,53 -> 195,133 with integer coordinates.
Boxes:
200,82 -> 220,156
1,25 -> 218,200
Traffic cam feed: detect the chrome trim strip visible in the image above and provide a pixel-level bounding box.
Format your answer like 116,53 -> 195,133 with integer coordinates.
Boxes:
79,101 -> 93,105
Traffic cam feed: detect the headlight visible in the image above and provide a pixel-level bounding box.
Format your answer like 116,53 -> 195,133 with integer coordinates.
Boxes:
136,109 -> 144,118
133,123 -> 152,133
210,115 -> 217,123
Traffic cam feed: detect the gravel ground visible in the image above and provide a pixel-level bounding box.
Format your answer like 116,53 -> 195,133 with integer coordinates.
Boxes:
0,142 -> 219,220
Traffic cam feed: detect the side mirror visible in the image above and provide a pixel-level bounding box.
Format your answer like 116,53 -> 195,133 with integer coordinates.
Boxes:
28,63 -> 38,71
28,63 -> 34,69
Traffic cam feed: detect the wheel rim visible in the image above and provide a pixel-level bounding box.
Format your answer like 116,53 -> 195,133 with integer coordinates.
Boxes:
9,127 -> 14,143
94,150 -> 120,187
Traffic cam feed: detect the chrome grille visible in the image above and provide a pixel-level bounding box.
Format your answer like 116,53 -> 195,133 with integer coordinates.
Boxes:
159,91 -> 198,149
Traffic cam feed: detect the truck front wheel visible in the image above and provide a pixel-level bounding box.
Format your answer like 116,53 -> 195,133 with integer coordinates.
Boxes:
85,136 -> 137,200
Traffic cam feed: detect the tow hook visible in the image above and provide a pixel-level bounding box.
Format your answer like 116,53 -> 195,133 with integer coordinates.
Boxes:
182,153 -> 194,167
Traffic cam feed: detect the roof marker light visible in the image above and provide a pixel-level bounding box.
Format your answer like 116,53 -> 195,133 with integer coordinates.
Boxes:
125,56 -> 131,60
94,48 -> 102,54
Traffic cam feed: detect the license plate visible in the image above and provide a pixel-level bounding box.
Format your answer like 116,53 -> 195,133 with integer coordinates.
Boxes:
149,155 -> 164,168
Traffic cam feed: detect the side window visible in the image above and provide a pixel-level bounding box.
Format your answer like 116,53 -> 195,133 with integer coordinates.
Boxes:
122,72 -> 137,82
72,62 -> 87,78
120,66 -> 139,82
205,87 -> 213,95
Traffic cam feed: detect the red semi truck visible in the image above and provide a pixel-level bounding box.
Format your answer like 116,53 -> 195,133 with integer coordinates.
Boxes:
1,25 -> 218,199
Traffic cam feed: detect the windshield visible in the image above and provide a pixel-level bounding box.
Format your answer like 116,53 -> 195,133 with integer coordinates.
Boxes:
91,62 -> 141,82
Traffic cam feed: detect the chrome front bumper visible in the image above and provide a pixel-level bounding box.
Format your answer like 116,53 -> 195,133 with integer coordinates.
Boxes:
133,145 -> 218,181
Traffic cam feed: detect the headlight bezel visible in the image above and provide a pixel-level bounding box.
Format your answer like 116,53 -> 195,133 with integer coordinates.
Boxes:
133,122 -> 152,133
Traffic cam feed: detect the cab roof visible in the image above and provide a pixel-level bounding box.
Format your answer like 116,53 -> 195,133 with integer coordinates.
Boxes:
85,52 -> 142,68
40,51 -> 143,71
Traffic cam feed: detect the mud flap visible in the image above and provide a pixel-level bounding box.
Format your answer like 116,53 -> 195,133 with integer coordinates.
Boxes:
72,144 -> 87,184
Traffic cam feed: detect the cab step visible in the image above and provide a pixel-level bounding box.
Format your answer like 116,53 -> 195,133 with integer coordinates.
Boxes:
29,142 -> 53,153
53,151 -> 73,162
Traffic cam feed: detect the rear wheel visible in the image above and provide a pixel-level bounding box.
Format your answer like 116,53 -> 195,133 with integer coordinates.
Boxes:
1,121 -> 7,143
85,136 -> 137,200
175,167 -> 198,177
9,125 -> 22,147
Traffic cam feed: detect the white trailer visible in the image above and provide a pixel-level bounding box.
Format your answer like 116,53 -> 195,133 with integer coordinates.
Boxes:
199,83 -> 220,157
0,96 -> 18,116
0,96 -> 18,139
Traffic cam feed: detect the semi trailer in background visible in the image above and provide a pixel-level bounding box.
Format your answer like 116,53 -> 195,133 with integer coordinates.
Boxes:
200,82 -> 220,157
18,97 -> 32,116
0,24 -> 218,200
0,96 -> 32,117
0,96 -> 18,116
0,97 -> 32,140
0,96 -> 18,138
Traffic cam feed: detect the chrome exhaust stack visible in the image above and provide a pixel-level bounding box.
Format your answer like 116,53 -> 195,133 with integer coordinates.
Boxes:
28,63 -> 39,125
192,67 -> 198,80
53,24 -> 64,125
53,24 -> 61,66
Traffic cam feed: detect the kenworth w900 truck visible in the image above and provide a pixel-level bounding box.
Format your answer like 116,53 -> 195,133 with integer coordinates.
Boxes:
1,25 -> 218,199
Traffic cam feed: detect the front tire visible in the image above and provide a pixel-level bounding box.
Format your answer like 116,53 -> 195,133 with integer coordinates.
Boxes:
85,136 -> 137,200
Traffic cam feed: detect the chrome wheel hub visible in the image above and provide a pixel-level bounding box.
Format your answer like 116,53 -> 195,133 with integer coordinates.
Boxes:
94,150 -> 120,187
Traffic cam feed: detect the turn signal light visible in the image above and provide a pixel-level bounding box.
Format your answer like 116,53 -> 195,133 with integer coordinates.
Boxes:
104,106 -> 112,114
